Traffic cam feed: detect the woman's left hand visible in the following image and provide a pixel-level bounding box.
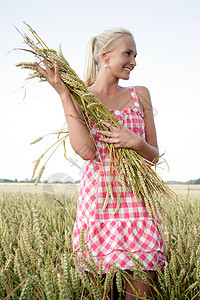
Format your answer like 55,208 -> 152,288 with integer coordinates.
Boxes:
97,120 -> 140,149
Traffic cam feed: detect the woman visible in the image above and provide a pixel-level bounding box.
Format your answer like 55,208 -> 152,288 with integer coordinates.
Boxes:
35,27 -> 165,299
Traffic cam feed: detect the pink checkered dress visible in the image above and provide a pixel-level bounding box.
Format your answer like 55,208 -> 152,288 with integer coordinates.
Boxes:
72,86 -> 166,273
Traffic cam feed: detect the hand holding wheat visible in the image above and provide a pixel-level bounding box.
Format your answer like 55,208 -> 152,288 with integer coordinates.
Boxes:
34,60 -> 70,97
97,120 -> 140,149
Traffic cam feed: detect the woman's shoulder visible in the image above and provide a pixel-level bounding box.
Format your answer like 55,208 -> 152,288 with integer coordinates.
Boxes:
134,85 -> 150,97
133,85 -> 152,110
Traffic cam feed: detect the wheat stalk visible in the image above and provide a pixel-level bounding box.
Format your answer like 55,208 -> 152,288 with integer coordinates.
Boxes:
0,190 -> 199,298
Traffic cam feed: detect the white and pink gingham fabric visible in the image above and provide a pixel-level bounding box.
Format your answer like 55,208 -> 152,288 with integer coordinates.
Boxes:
72,86 -> 166,273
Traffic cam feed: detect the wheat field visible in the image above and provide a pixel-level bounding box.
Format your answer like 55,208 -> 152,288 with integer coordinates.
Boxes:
0,184 -> 199,299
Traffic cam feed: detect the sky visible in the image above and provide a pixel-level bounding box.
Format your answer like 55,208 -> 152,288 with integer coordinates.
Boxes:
0,0 -> 200,183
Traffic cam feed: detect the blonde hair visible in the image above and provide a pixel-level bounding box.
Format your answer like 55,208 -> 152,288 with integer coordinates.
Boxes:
83,28 -> 134,87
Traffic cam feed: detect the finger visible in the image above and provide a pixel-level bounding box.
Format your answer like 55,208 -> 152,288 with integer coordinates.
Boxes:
97,130 -> 113,137
34,61 -> 47,78
114,144 -> 121,148
99,136 -> 119,144
99,137 -> 113,143
54,61 -> 60,78
100,120 -> 116,129
42,59 -> 54,77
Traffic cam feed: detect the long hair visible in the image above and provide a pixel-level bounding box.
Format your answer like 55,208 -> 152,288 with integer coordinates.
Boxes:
83,28 -> 134,87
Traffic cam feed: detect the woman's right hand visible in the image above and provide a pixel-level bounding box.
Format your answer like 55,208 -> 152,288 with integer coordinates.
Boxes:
34,60 -> 70,98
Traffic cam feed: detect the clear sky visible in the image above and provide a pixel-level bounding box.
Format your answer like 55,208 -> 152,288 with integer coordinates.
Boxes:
0,0 -> 200,183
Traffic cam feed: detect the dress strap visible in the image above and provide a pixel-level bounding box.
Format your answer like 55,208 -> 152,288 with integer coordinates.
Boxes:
129,86 -> 144,115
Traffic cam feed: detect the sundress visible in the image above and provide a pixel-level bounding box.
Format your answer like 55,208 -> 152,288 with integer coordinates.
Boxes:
72,86 -> 166,273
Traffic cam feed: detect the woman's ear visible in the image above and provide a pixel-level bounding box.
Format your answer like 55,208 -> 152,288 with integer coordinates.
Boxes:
100,48 -> 110,66
99,48 -> 107,59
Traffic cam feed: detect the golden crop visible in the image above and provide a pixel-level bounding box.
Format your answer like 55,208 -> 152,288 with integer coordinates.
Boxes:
0,187 -> 199,299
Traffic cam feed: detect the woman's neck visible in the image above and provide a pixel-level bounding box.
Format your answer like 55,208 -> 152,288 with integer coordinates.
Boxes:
89,71 -> 120,97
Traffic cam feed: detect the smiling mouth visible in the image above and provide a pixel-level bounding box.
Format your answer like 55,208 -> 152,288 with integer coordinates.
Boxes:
123,67 -> 132,73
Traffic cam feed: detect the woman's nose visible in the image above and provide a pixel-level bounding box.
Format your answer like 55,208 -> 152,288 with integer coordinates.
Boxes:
131,56 -> 136,67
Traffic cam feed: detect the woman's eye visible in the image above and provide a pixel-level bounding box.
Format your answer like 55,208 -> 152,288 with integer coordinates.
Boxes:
125,51 -> 131,56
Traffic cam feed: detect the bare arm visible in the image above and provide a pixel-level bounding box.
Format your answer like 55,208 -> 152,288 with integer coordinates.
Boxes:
35,60 -> 96,160
134,86 -> 159,162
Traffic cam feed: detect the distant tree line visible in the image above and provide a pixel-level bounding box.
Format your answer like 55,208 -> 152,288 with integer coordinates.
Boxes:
166,178 -> 200,185
0,178 -> 80,184
0,178 -> 36,183
186,178 -> 200,184
1,177 -> 200,184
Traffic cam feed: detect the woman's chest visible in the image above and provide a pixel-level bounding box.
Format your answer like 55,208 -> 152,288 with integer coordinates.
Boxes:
88,88 -> 135,111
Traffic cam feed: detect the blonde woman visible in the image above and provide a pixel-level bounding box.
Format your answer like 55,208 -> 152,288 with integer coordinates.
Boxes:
35,28 -> 165,299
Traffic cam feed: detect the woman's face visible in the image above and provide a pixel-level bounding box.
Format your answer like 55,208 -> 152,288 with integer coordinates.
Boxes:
104,35 -> 137,80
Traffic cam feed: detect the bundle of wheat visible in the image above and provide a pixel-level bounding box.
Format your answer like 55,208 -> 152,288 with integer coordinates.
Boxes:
16,22 -> 176,223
